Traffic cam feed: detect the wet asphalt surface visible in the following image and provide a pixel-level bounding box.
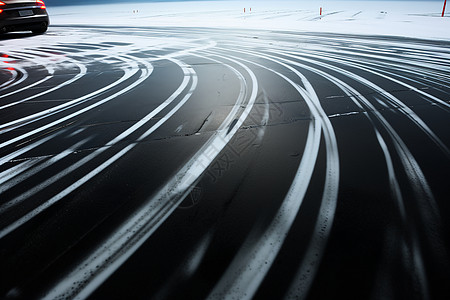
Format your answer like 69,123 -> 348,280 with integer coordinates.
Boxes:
0,26 -> 449,300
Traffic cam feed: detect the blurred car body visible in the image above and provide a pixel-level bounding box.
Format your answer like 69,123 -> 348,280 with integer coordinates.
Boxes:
0,0 -> 49,34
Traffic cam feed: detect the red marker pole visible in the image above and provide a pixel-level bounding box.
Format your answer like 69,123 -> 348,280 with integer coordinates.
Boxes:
320,7 -> 322,16
244,8 -> 246,13
443,0 -> 447,17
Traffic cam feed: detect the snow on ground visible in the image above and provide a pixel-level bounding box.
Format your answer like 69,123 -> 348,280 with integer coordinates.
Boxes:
46,1 -> 450,40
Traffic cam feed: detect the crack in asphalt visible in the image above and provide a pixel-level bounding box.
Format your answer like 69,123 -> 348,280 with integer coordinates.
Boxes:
2,96 -> 445,164
324,86 -> 431,99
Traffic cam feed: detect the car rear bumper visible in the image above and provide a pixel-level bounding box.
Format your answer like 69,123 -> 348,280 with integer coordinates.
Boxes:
0,14 -> 49,32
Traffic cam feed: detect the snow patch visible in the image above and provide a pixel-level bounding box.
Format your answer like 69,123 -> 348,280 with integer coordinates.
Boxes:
44,1 -> 450,40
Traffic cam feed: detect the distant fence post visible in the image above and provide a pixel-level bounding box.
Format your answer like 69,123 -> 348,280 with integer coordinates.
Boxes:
443,0 -> 447,17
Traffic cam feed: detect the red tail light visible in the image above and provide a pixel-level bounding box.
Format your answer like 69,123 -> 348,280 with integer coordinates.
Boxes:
0,1 -> 4,13
36,0 -> 46,9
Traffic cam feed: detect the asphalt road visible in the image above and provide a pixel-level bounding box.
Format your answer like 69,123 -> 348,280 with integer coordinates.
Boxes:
0,26 -> 449,300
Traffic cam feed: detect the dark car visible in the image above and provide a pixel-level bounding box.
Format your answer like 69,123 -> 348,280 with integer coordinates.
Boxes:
0,0 -> 49,34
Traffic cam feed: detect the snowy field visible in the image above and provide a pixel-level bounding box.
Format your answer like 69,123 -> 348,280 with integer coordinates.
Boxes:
46,1 -> 450,40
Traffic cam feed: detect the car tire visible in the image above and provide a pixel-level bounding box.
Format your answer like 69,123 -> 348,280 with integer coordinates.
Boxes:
32,23 -> 48,34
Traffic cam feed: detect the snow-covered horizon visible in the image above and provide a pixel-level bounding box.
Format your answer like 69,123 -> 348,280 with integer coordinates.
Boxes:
46,1 -> 450,40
